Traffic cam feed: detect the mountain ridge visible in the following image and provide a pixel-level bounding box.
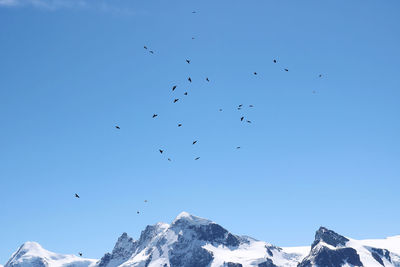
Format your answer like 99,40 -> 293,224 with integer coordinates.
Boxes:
3,212 -> 400,267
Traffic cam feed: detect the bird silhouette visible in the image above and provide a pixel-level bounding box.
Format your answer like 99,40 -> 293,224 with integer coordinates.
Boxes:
219,109 -> 223,111
192,11 -> 196,13
195,157 -> 200,160
144,200 -> 148,203
319,74 -> 322,78
241,117 -> 244,121
273,59 -> 277,63
79,253 -> 82,257
115,126 -> 120,129
254,72 -> 257,75
159,149 -> 164,154
168,158 -> 172,161
249,105 -> 254,107
172,85 -> 177,91
144,46 -> 148,49
238,104 -> 243,107
178,123 -> 182,127
236,147 -> 241,149
137,211 -> 140,214
188,77 -> 192,83
192,140 -> 197,145
174,99 -> 179,103
149,51 -> 154,54
75,193 -> 80,198
186,59 -> 191,64
152,114 -> 158,118
206,77 -> 210,82
284,68 -> 289,72
192,37 -> 195,40
247,120 -> 252,123
184,92 -> 188,95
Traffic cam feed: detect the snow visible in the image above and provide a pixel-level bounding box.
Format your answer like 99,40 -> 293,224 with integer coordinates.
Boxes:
5,241 -> 97,267
360,235 -> 400,255
172,211 -> 213,226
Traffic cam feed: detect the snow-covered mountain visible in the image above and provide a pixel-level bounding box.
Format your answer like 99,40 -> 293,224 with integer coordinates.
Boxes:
4,241 -> 97,267
3,212 -> 400,267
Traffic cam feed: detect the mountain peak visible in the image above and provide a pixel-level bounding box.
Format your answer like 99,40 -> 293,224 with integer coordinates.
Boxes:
172,211 -> 212,226
312,226 -> 349,249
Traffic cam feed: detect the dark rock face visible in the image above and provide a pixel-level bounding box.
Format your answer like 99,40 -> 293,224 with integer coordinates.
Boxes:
258,258 -> 278,267
224,262 -> 243,267
369,247 -> 392,266
169,246 -> 213,267
298,247 -> 363,267
311,227 -> 349,249
97,233 -> 137,267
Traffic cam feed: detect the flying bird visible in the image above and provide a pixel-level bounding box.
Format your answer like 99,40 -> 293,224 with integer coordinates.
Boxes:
144,46 -> 148,49
247,120 -> 252,123
137,211 -> 140,214
188,77 -> 192,83
192,140 -> 197,145
174,99 -> 179,103
238,104 -> 243,107
236,147 -> 241,149
178,123 -> 182,127
192,37 -> 195,40
144,200 -> 148,203
192,11 -> 196,13
273,59 -> 277,63
319,74 -> 322,78
79,253 -> 82,257
219,109 -> 223,111
254,72 -> 257,75
284,68 -> 289,72
206,77 -> 210,82
172,85 -> 177,91
159,149 -> 164,154
168,158 -> 172,161
115,126 -> 120,129
184,92 -> 188,95
249,105 -> 254,107
195,157 -> 200,160
75,193 -> 80,198
152,114 -> 158,118
186,59 -> 191,64
241,117 -> 244,121
149,51 -> 154,54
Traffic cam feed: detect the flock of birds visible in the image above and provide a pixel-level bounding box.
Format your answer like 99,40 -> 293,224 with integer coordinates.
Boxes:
73,9 -> 324,257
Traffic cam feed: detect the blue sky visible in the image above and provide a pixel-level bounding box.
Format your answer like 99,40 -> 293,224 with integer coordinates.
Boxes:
0,0 -> 400,263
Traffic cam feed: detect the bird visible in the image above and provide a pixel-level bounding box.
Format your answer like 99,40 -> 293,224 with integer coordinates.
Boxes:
273,59 -> 277,63
254,72 -> 257,75
188,77 -> 192,83
186,59 -> 191,64
75,193 -> 80,198
247,120 -> 252,123
319,74 -> 322,78
241,117 -> 244,121
192,37 -> 195,40
236,146 -> 241,149
219,109 -> 223,111
144,200 -> 148,203
79,252 -> 82,257
195,157 -> 200,160
152,114 -> 158,118
137,211 -> 140,214
249,105 -> 254,107
115,126 -> 120,129
192,140 -> 197,145
237,107 -> 241,110
159,149 -> 164,154
178,123 -> 182,127
184,92 -> 188,95
192,11 -> 196,13
284,68 -> 289,72
174,98 -> 179,103
206,77 -> 210,82
149,51 -> 154,54
238,104 -> 243,107
144,46 -> 148,49
172,85 -> 177,91
168,158 -> 172,161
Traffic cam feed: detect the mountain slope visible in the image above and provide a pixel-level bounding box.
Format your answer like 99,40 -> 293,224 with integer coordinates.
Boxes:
3,212 -> 400,267
4,241 -> 96,267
